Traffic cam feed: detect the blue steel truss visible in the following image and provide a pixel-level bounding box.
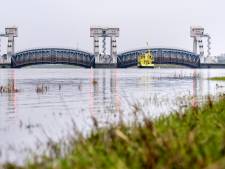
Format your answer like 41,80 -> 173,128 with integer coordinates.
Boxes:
11,47 -> 200,68
11,48 -> 95,68
117,48 -> 200,68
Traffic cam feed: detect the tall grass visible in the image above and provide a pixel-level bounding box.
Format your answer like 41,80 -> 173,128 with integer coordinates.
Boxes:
3,96 -> 225,169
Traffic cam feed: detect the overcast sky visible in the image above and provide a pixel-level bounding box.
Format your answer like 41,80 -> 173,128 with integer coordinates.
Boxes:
0,0 -> 224,55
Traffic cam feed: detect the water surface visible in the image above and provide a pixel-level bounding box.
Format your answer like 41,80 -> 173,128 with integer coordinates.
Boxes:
0,68 -> 225,163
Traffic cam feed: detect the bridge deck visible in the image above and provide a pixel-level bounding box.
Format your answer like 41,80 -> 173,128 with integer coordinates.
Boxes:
0,63 -> 11,68
200,64 -> 225,68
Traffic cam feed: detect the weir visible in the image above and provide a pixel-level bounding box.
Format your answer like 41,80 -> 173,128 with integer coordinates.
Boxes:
0,26 -> 224,68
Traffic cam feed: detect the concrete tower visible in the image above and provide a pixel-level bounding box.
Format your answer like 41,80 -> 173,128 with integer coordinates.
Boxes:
5,27 -> 18,62
190,26 -> 211,63
0,27 -> 18,63
90,27 -> 119,65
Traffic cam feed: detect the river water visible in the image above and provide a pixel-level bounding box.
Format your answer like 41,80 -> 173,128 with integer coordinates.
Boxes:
1,68 -> 225,163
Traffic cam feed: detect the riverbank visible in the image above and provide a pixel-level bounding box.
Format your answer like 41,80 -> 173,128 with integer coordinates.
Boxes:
2,95 -> 225,169
209,76 -> 225,81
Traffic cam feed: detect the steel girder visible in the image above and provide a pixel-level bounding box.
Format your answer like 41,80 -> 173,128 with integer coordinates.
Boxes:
117,48 -> 200,68
11,48 -> 95,68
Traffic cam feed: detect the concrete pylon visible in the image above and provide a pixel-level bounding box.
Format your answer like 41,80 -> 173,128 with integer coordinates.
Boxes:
190,26 -> 212,63
5,27 -> 18,63
90,27 -> 119,65
111,36 -> 117,63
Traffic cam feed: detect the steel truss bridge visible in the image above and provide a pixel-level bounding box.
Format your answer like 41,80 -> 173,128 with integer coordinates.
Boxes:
11,48 -> 95,68
11,47 -> 200,68
117,48 -> 200,68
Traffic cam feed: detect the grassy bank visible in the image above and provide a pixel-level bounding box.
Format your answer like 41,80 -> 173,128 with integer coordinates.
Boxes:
3,96 -> 225,169
209,76 -> 225,81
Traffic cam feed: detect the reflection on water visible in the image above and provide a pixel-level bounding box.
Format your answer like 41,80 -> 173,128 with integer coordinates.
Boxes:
1,68 -> 225,163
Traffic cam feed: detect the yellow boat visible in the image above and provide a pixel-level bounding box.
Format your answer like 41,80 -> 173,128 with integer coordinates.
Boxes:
137,49 -> 154,68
